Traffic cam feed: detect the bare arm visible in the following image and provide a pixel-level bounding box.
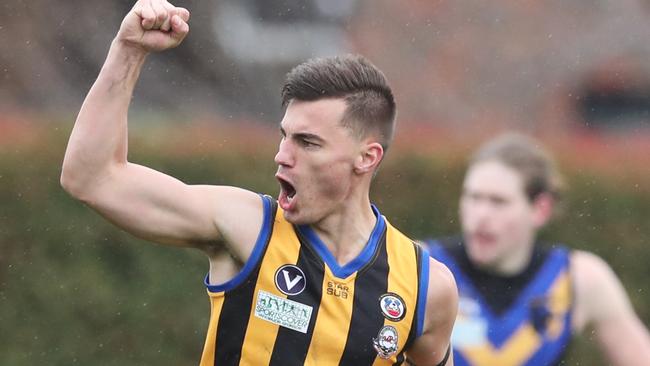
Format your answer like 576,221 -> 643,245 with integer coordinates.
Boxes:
61,0 -> 262,260
572,250 -> 650,366
406,258 -> 458,366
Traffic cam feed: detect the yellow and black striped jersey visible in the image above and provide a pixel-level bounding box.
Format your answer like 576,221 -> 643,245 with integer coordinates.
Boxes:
199,195 -> 429,366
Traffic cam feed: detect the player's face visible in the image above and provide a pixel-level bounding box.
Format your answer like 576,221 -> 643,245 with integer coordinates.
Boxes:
459,161 -> 537,268
274,98 -> 360,225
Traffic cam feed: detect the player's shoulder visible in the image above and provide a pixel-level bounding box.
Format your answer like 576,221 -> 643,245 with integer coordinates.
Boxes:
569,249 -> 636,332
426,257 -> 458,305
570,249 -> 618,294
570,250 -> 612,277
418,256 -> 458,341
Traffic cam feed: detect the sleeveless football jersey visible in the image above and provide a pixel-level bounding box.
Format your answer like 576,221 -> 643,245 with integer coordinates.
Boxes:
199,195 -> 430,366
427,239 -> 573,366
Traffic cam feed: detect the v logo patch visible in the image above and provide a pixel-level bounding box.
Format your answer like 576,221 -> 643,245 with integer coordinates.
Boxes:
275,264 -> 307,295
283,270 -> 303,290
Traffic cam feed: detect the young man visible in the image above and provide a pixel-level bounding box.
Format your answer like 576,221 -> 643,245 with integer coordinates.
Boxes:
425,133 -> 650,366
60,1 -> 457,365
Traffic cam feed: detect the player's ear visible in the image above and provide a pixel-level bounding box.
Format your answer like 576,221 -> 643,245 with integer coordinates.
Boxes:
532,192 -> 554,228
354,141 -> 383,174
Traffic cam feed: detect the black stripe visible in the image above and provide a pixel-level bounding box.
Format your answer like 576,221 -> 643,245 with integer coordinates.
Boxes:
402,243 -> 423,354
213,201 -> 277,366
339,227 -> 389,365
268,227 -> 325,365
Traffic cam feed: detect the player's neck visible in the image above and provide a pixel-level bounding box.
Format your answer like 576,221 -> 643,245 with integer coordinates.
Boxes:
482,238 -> 536,276
310,194 -> 377,267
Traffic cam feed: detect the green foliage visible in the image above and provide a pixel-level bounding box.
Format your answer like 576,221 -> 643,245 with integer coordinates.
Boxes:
1,128 -> 648,365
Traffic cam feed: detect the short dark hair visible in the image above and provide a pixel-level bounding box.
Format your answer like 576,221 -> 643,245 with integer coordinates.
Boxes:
470,133 -> 565,203
281,54 -> 397,151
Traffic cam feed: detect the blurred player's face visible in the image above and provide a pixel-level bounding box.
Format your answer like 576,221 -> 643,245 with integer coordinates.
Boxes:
274,98 -> 361,225
460,161 -> 540,270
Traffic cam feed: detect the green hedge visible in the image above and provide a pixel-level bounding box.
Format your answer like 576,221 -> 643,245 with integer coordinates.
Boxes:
1,126 -> 648,365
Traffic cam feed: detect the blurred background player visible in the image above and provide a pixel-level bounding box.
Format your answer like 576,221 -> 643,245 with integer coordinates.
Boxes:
425,133 -> 650,366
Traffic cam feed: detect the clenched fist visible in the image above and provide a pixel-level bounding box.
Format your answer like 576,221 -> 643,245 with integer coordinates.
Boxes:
116,0 -> 190,52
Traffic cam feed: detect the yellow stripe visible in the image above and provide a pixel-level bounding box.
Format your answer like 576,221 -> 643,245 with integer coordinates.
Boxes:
239,207 -> 302,365
199,291 -> 225,366
464,324 -> 541,365
372,222 -> 419,366
304,266 -> 356,365
547,271 -> 571,339
548,271 -> 571,313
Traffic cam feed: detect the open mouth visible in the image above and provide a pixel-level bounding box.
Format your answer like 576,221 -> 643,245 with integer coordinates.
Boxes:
472,230 -> 496,246
276,175 -> 297,209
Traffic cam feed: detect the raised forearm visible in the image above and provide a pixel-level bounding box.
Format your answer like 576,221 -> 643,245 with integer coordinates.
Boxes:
61,41 -> 147,197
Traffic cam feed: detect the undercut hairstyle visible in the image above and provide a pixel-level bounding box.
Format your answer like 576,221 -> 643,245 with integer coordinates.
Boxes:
469,133 -> 565,203
281,54 -> 397,152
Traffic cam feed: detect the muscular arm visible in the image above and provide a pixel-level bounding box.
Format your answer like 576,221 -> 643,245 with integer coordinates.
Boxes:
61,1 -> 262,260
572,250 -> 650,366
406,258 -> 458,366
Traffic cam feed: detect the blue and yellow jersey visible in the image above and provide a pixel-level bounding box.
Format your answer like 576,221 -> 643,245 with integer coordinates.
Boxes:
199,195 -> 430,366
427,239 -> 573,366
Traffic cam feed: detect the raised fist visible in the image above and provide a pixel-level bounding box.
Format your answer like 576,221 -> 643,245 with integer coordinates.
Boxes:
116,0 -> 190,52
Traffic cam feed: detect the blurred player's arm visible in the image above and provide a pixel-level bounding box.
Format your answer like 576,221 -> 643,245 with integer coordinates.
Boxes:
572,250 -> 650,366
61,0 -> 263,259
406,258 -> 458,366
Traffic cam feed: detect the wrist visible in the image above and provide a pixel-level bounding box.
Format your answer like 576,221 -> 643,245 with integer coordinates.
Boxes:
110,37 -> 150,61
98,39 -> 148,88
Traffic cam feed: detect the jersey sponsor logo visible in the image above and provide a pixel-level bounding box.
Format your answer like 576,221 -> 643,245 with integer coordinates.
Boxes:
452,296 -> 487,347
379,293 -> 406,321
274,264 -> 306,296
373,325 -> 399,359
326,281 -> 350,299
254,290 -> 313,333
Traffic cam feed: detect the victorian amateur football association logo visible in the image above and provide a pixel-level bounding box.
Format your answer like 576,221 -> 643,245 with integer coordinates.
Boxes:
274,264 -> 306,296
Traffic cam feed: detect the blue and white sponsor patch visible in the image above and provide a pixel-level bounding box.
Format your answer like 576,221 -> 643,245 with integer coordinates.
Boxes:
452,296 -> 488,347
254,290 -> 313,333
